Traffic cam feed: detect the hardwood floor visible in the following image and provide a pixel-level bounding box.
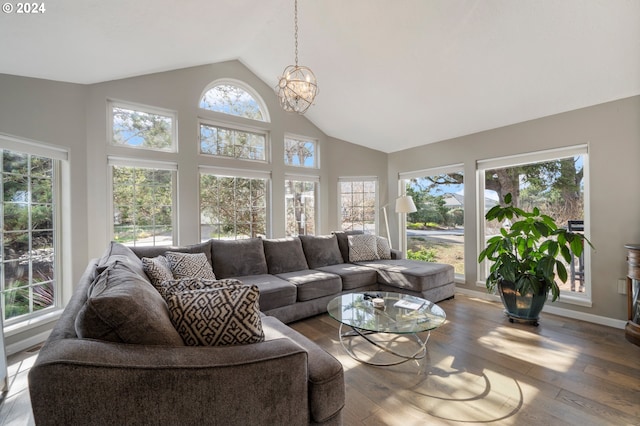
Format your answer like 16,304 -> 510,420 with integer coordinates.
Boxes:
0,293 -> 638,425
290,294 -> 640,426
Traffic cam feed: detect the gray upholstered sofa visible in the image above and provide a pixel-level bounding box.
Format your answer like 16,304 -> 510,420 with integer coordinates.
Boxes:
29,232 -> 454,425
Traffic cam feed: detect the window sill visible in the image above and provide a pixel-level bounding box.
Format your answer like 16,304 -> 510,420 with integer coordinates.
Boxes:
4,309 -> 63,338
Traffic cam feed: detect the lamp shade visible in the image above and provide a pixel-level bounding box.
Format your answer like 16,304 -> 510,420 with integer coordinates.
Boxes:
395,195 -> 417,213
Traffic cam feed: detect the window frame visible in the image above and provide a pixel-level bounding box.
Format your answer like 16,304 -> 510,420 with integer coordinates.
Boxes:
476,145 -> 591,306
108,100 -> 178,153
0,134 -> 67,327
199,78 -> 270,123
198,166 -> 271,241
198,119 -> 269,164
108,157 -> 178,247
285,174 -> 319,236
284,134 -> 319,169
337,176 -> 379,235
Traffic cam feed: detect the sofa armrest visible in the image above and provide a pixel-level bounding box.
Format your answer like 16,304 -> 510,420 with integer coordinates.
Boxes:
391,248 -> 404,259
29,337 -> 309,425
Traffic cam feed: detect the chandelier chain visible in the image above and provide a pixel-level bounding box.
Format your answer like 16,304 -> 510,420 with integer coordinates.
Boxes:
294,0 -> 298,66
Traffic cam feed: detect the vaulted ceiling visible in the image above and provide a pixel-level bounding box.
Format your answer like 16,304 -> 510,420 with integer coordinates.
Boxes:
1,0 -> 638,153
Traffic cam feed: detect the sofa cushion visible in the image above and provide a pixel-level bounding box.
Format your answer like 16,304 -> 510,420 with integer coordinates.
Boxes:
233,274 -> 297,311
333,230 -> 364,263
211,238 -> 268,278
348,234 -> 380,262
276,270 -> 342,302
355,259 -> 455,292
141,255 -> 173,289
165,252 -> 216,280
97,241 -> 147,279
299,235 -> 344,269
263,237 -> 308,274
130,240 -> 213,266
165,285 -> 265,346
74,260 -> 184,346
376,236 -> 392,260
315,263 -> 379,290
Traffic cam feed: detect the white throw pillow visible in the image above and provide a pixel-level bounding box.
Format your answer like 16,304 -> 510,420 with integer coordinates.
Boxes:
376,236 -> 392,260
348,234 -> 380,262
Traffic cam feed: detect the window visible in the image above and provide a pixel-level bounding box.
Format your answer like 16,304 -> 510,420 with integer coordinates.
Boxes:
339,178 -> 377,234
285,177 -> 318,236
478,145 -> 590,301
200,169 -> 268,240
1,148 -> 59,323
200,122 -> 267,162
400,165 -> 464,277
110,160 -> 176,247
109,101 -> 176,152
284,136 -> 317,168
199,81 -> 268,122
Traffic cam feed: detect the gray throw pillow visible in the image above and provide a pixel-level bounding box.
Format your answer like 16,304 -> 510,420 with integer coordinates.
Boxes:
166,285 -> 265,346
75,260 -> 184,346
376,236 -> 392,260
299,235 -> 344,268
262,237 -> 309,274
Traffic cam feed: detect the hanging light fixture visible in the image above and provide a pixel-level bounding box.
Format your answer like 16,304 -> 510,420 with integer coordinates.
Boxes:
276,0 -> 318,114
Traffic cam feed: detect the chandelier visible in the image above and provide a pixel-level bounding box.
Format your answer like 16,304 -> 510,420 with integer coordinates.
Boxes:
276,0 -> 318,114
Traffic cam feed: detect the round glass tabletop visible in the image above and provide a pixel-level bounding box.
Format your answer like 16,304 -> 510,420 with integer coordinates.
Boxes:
327,292 -> 446,334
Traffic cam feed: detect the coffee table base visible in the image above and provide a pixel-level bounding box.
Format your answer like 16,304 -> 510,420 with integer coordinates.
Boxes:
338,323 -> 430,366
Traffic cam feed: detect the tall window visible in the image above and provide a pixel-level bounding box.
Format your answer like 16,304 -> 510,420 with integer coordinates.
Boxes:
1,148 -> 59,323
285,177 -> 317,236
339,178 -> 377,234
200,122 -> 267,162
111,161 -> 176,247
284,136 -> 317,168
400,165 -> 465,277
478,146 -> 589,300
200,170 -> 268,240
199,82 -> 268,121
109,101 -> 176,152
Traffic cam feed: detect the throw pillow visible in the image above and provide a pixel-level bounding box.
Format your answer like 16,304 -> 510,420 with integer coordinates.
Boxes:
142,255 -> 173,289
166,285 -> 265,346
376,236 -> 392,260
159,277 -> 243,298
165,252 -> 216,280
348,234 -> 380,262
75,260 -> 184,346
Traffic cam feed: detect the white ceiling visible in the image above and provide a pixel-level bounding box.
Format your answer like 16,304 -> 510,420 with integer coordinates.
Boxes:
1,0 -> 639,153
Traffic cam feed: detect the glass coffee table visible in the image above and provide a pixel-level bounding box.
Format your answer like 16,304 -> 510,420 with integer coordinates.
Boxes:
327,292 -> 446,366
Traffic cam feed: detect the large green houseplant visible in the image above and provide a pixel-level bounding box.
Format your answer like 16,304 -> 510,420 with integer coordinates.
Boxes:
478,193 -> 593,325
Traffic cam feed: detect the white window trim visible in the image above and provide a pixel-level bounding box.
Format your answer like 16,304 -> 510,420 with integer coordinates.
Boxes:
0,134 -> 68,330
107,99 -> 178,153
198,78 -> 271,123
284,134 -> 319,169
108,157 -> 179,246
476,144 -> 591,306
337,176 -> 379,235
198,119 -> 270,164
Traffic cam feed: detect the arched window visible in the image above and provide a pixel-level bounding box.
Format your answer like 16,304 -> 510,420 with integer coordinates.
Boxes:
199,80 -> 269,122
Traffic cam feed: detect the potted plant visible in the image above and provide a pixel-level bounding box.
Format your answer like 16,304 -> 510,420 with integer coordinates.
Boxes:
478,193 -> 593,325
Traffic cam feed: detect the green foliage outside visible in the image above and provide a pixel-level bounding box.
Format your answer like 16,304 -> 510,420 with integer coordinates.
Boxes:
407,247 -> 437,262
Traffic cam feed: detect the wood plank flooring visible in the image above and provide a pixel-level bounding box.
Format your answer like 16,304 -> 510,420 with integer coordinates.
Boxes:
290,294 -> 640,426
0,293 -> 638,425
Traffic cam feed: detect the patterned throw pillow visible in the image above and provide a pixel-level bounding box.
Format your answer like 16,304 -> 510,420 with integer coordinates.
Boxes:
376,236 -> 392,260
165,252 -> 216,280
158,277 -> 243,298
166,285 -> 264,346
348,234 -> 380,262
141,256 -> 174,289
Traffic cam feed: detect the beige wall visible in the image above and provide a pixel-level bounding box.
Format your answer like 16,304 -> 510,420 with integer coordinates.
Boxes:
388,95 -> 640,321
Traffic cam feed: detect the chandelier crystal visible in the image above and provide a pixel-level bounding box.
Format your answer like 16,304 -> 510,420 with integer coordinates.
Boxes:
276,0 -> 318,114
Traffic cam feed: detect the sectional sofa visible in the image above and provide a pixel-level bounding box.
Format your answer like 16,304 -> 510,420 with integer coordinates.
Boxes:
28,232 -> 454,425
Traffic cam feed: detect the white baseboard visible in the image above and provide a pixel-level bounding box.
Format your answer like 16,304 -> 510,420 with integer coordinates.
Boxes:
6,330 -> 51,357
454,287 -> 627,330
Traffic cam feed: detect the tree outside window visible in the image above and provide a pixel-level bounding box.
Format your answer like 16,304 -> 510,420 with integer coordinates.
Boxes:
339,179 -> 377,234
286,179 -> 316,236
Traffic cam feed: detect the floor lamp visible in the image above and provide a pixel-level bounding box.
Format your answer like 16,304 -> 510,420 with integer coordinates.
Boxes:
395,195 -> 417,251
